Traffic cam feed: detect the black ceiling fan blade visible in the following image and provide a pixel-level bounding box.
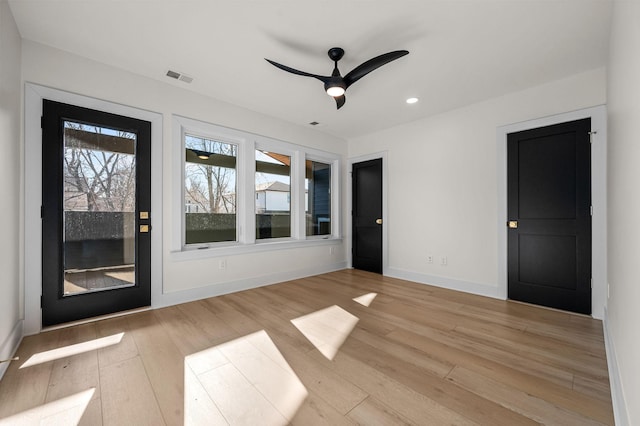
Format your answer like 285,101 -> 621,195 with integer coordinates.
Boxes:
265,58 -> 329,84
334,95 -> 346,109
343,50 -> 409,87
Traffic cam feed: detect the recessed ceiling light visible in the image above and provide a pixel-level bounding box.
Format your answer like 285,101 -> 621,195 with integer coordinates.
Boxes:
406,97 -> 419,104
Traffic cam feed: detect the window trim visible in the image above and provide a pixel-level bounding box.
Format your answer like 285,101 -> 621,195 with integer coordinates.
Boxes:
304,156 -> 335,240
171,115 -> 341,261
183,131 -> 241,247
254,144 -> 296,242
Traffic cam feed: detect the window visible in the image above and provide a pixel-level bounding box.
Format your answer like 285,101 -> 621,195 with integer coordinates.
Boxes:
184,134 -> 237,244
256,149 -> 291,239
306,159 -> 331,236
172,115 -> 340,256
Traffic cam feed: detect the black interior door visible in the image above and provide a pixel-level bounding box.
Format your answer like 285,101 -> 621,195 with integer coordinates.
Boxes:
42,100 -> 152,326
507,118 -> 591,314
352,158 -> 383,273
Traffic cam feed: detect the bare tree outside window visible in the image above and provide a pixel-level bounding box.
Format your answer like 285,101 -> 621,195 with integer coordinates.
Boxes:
184,135 -> 237,244
184,135 -> 237,214
63,122 -> 136,212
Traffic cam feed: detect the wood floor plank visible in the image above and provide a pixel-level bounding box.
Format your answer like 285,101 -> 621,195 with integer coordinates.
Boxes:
347,396 -> 413,426
447,366 -> 613,425
45,323 -> 100,404
0,270 -> 614,425
307,349 -> 479,426
155,305 -> 223,357
0,330 -> 61,418
126,311 -> 185,426
574,373 -> 613,403
394,325 -> 611,423
388,324 -> 575,389
290,391 -> 355,426
341,331 -> 537,426
176,300 -> 238,344
78,397 -> 103,426
99,356 -> 165,426
264,329 -> 369,416
95,315 -> 139,369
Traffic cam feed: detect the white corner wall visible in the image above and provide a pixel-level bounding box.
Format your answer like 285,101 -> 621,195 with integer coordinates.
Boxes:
348,68 -> 606,300
0,0 -> 22,379
606,0 -> 640,424
21,40 -> 348,334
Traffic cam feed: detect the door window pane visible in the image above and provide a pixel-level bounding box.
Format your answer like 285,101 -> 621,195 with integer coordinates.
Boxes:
256,150 -> 291,239
63,121 -> 136,295
306,160 -> 331,236
184,135 -> 237,244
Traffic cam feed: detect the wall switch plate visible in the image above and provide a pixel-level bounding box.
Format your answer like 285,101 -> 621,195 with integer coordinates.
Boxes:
440,256 -> 447,266
427,255 -> 433,264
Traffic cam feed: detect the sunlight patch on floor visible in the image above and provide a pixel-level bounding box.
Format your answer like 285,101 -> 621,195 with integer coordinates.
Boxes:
20,333 -> 124,369
0,388 -> 95,425
291,305 -> 359,360
353,292 -> 377,307
184,330 -> 308,425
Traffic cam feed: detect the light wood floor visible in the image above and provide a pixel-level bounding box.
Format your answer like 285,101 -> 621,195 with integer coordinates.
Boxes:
0,270 -> 614,425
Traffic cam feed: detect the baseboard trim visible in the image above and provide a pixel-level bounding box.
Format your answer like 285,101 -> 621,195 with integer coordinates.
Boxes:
385,267 -> 502,299
0,320 -> 24,381
603,307 -> 630,426
154,261 -> 349,309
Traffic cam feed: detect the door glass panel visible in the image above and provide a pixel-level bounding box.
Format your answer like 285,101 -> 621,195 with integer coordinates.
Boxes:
63,121 -> 137,296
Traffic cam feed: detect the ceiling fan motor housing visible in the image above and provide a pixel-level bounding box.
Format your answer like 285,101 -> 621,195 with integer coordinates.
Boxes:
328,47 -> 345,62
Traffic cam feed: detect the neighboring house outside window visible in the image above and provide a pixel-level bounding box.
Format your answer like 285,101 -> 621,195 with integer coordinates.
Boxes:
173,115 -> 340,255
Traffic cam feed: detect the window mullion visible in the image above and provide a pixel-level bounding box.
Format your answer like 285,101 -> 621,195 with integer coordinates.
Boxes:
291,151 -> 305,239
240,139 -> 256,244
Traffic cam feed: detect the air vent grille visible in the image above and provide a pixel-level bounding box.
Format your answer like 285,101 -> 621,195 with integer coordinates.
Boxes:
166,70 -> 193,84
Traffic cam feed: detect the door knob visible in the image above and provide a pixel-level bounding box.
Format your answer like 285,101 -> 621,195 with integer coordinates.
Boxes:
508,220 -> 518,229
376,218 -> 383,225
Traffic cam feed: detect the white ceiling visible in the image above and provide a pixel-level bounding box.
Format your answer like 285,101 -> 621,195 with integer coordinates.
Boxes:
8,0 -> 612,140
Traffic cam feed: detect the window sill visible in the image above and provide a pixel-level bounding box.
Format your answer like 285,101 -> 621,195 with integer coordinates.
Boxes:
169,237 -> 342,262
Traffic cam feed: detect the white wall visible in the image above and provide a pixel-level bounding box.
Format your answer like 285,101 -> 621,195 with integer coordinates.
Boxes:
21,40 -> 348,331
349,68 -> 606,298
606,1 -> 640,424
0,0 -> 22,378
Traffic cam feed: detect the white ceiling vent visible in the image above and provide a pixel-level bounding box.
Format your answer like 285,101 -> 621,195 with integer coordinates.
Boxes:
166,70 -> 193,84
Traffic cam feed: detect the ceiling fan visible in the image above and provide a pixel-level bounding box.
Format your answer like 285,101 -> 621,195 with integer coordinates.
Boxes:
265,47 -> 409,109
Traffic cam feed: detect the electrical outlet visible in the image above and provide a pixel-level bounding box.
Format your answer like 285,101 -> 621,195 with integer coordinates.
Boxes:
219,259 -> 227,270
440,256 -> 447,266
330,246 -> 335,255
427,255 -> 433,264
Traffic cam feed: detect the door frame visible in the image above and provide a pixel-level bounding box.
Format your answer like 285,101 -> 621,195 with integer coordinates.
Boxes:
496,105 -> 607,319
24,83 -> 163,334
347,152 -> 388,274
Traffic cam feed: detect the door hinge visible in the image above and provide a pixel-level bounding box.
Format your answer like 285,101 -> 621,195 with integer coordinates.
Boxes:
588,131 -> 597,143
590,278 -> 593,289
40,295 -> 43,308
40,116 -> 44,129
41,205 -> 44,218
590,205 -> 593,216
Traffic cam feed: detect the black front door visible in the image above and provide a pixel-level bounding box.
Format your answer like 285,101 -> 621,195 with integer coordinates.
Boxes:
507,118 -> 591,314
352,158 -> 383,273
42,100 -> 152,326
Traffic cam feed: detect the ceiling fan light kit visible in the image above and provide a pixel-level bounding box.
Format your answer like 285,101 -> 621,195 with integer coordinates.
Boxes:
265,47 -> 409,109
